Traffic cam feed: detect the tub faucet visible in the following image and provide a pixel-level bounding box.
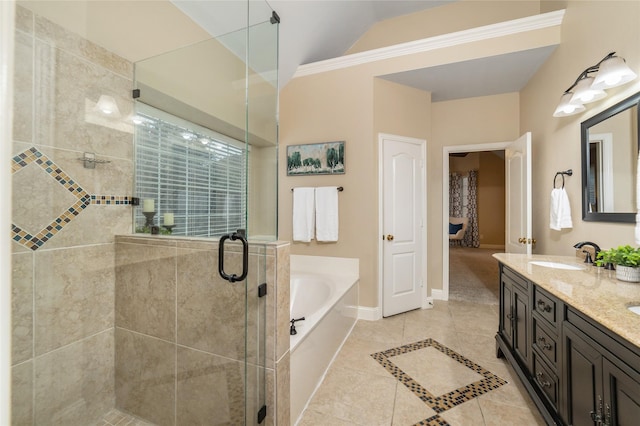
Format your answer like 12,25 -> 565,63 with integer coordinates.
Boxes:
573,241 -> 601,264
290,317 -> 305,335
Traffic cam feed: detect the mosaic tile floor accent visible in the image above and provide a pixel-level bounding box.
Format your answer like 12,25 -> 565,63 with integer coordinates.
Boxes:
371,338 -> 508,426
11,147 -> 132,251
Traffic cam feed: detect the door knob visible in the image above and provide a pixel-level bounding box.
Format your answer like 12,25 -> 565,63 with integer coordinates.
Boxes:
518,237 -> 526,244
386,234 -> 394,241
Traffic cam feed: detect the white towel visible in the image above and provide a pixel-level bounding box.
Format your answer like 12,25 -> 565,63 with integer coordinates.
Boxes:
292,187 -> 315,242
550,187 -> 573,230
315,186 -> 339,242
636,151 -> 640,245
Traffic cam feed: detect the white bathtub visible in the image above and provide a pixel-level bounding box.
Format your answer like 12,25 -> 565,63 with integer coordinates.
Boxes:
289,256 -> 359,425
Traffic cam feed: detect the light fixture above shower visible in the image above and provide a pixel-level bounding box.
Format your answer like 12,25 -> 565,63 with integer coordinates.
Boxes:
95,94 -> 121,117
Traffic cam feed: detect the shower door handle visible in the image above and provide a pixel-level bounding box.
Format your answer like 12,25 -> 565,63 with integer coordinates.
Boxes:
218,232 -> 249,283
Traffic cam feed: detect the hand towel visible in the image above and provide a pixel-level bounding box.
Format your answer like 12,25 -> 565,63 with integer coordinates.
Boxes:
315,186 -> 339,242
636,151 -> 640,245
550,187 -> 573,230
292,187 -> 315,242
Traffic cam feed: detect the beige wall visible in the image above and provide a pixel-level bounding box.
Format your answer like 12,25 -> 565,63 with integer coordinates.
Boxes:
278,75 -> 430,308
478,151 -> 506,246
347,1 -> 542,54
431,93 -> 520,291
282,1 -> 640,305
520,0 -> 640,255
450,152 -> 480,173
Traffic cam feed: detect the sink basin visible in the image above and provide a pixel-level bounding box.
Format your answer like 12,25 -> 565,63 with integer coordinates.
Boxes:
628,305 -> 640,316
529,261 -> 585,271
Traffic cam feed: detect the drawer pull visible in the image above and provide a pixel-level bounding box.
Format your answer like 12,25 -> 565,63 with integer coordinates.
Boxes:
537,337 -> 552,351
537,299 -> 552,312
536,371 -> 551,388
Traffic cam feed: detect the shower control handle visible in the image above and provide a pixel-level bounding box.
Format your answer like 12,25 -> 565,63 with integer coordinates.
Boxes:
218,232 -> 249,283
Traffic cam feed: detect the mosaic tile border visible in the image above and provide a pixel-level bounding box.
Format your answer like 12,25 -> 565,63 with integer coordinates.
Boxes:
11,147 -> 132,251
371,338 -> 508,425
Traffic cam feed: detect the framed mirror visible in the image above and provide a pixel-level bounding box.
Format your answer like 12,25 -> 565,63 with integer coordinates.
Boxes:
581,91 -> 640,222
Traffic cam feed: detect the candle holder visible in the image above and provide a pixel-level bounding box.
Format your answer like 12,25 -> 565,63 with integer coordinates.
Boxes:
163,225 -> 175,234
143,211 -> 156,227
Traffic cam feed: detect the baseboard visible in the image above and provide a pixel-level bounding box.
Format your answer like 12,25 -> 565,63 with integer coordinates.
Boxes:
358,306 -> 381,321
479,244 -> 505,250
431,289 -> 448,301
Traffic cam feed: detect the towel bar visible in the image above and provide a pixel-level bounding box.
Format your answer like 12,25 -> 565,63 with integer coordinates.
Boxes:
291,186 -> 343,192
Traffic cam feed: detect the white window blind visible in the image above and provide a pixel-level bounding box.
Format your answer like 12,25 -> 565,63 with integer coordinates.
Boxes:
135,104 -> 247,237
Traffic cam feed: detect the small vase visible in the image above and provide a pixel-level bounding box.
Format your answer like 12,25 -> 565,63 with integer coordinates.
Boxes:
615,265 -> 640,283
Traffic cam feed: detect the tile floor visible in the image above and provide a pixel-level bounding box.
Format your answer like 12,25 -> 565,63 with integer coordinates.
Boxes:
297,300 -> 546,425
96,409 -> 154,426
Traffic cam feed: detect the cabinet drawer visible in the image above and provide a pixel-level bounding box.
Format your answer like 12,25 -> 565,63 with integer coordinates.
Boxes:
532,353 -> 558,408
533,319 -> 558,368
503,265 -> 529,291
533,287 -> 558,328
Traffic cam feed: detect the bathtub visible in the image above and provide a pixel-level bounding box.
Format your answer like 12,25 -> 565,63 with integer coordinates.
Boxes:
289,255 -> 359,425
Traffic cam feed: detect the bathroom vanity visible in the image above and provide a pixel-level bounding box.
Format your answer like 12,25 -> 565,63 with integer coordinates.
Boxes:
494,253 -> 640,425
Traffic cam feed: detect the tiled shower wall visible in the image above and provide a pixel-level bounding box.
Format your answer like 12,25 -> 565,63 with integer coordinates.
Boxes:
115,236 -> 290,426
11,6 -> 289,426
11,5 -> 134,425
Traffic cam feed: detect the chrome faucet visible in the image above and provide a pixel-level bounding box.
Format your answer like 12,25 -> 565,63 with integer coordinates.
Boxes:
573,241 -> 601,264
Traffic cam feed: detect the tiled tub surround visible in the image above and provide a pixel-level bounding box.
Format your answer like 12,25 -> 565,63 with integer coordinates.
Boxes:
289,255 -> 359,425
115,235 -> 290,426
12,6 -> 134,425
493,253 -> 640,347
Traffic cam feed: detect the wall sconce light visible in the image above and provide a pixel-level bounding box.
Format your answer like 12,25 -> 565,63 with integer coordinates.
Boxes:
553,52 -> 637,117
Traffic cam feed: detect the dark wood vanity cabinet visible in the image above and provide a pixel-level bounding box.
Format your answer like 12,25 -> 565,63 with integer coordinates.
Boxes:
564,309 -> 640,425
498,265 -> 531,370
497,264 -> 640,426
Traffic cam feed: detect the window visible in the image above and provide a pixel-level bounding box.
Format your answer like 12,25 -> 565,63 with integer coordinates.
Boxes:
134,104 -> 247,237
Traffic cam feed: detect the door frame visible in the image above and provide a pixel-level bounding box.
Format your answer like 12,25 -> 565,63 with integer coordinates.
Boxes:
378,133 -> 427,318
441,141 -> 510,301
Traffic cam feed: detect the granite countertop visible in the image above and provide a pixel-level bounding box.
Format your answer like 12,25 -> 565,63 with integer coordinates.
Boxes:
493,253 -> 640,349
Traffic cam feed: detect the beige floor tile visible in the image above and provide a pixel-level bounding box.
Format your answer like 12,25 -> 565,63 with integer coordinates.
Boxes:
304,366 -> 397,426
438,399 -> 486,425
297,409 -> 355,426
402,325 -> 461,351
478,398 -> 546,425
391,346 -> 483,396
391,381 -> 437,425
452,331 -> 502,367
298,299 -> 544,426
349,314 -> 405,346
330,336 -> 398,378
448,302 -> 498,337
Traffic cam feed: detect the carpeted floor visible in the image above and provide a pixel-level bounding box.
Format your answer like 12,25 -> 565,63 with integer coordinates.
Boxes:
449,247 -> 502,305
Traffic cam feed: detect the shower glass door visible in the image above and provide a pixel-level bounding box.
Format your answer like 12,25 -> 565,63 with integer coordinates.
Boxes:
10,0 -> 276,424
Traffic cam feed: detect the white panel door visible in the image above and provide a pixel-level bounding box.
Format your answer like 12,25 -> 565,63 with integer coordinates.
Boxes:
505,132 -> 532,254
382,135 -> 424,317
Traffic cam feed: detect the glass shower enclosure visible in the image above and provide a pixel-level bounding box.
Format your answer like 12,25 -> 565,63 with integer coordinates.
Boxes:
10,0 -> 278,424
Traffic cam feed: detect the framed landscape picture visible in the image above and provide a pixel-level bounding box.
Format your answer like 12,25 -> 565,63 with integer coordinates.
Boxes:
286,141 -> 345,176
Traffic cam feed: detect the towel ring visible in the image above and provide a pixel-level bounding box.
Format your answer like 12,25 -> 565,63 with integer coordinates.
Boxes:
553,169 -> 573,189
553,173 -> 565,189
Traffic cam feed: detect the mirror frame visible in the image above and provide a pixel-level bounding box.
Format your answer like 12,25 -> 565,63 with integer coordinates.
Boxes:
581,91 -> 640,223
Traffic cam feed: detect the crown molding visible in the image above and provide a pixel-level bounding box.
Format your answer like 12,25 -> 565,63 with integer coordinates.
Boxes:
293,9 -> 565,78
